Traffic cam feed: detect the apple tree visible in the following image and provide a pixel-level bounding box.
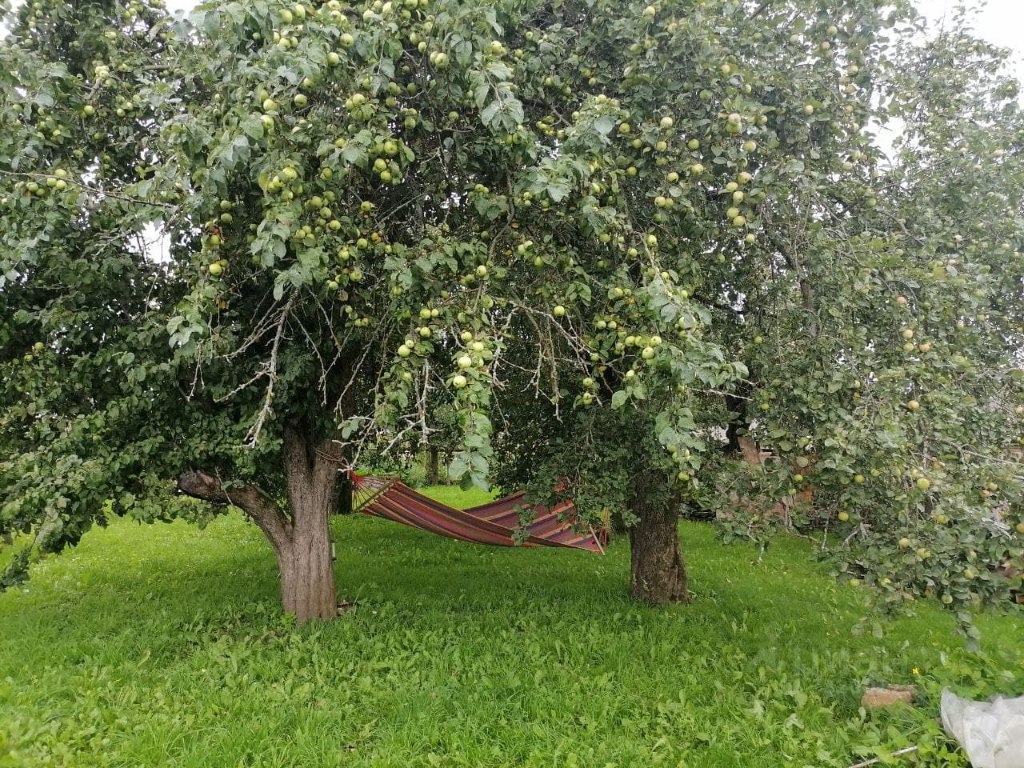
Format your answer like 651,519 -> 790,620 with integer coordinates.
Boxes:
2,0 -> 1021,626
492,1 -> 1024,621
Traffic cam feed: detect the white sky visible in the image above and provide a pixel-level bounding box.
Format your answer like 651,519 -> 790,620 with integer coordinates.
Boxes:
915,0 -> 1024,81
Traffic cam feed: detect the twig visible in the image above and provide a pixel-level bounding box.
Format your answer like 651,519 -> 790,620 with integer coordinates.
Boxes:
418,360 -> 431,446
848,746 -> 918,768
246,291 -> 295,446
842,522 -> 868,547
750,0 -> 770,19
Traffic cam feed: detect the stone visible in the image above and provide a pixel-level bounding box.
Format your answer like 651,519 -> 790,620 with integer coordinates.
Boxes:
861,685 -> 917,709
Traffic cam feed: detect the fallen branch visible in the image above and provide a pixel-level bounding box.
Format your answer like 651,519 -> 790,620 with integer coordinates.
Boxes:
848,745 -> 918,768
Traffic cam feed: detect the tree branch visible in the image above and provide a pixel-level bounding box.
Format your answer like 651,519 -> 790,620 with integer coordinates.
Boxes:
0,169 -> 179,210
177,470 -> 292,553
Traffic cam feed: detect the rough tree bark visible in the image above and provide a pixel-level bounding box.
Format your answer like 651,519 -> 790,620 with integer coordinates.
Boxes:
177,424 -> 341,622
627,471 -> 688,604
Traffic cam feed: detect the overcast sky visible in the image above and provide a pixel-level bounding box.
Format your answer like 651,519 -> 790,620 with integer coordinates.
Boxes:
915,0 -> 1024,80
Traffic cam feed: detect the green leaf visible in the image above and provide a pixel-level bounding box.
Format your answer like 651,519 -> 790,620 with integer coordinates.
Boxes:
592,115 -> 616,136
547,183 -> 570,203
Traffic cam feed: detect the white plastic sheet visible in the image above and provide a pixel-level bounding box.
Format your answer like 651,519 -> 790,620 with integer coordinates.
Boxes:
941,689 -> 1024,768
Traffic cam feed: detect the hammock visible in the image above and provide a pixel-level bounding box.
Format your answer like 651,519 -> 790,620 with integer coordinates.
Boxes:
351,475 -> 606,554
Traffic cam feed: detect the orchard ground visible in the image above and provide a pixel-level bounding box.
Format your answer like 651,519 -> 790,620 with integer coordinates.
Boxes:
0,486 -> 1021,768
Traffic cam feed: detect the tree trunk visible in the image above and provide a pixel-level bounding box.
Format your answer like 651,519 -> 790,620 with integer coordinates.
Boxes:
177,425 -> 341,623
277,525 -> 335,620
335,472 -> 353,515
279,425 -> 339,621
724,390 -> 751,454
627,473 -> 688,604
425,446 -> 440,486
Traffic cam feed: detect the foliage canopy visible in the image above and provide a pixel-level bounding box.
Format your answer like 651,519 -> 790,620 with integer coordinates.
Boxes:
0,0 -> 1022,625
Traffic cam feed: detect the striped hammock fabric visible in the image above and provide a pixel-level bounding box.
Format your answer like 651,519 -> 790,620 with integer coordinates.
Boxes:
351,475 -> 606,554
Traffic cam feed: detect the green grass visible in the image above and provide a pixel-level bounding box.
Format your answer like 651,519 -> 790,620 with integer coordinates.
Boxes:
0,486 -> 1021,767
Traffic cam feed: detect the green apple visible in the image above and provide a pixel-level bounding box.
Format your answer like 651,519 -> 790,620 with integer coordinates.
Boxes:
553,305 -> 566,317
452,374 -> 468,389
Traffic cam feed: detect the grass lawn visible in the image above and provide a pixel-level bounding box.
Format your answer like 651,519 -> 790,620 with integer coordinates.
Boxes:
1,486 -> 1021,767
